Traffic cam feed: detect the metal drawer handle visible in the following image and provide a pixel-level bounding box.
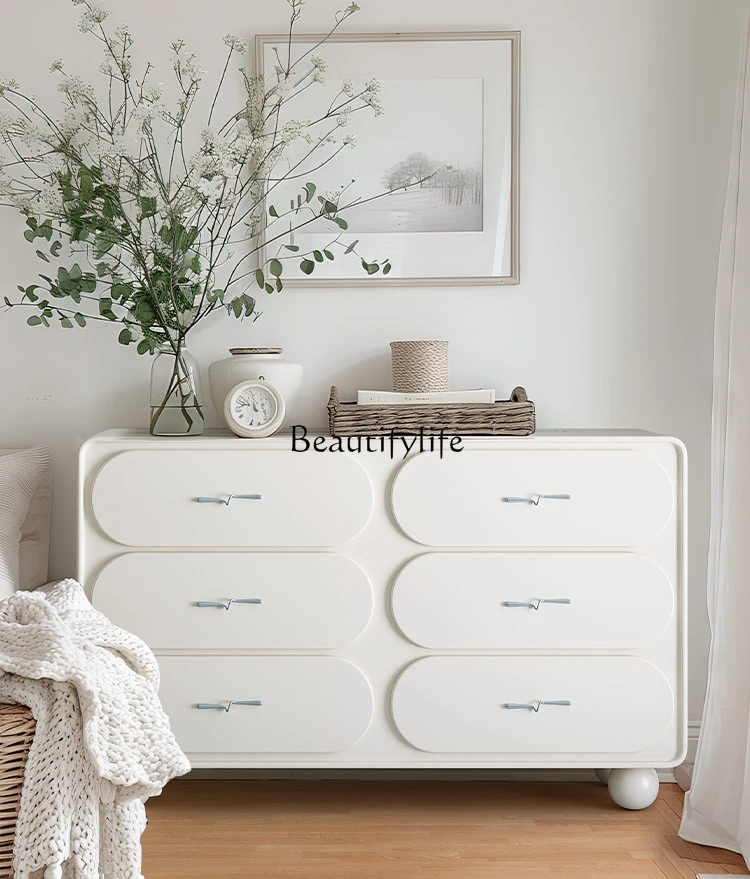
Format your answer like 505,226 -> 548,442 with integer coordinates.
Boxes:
505,701 -> 572,712
504,598 -> 572,610
504,494 -> 572,505
196,700 -> 263,711
195,494 -> 263,505
196,598 -> 263,610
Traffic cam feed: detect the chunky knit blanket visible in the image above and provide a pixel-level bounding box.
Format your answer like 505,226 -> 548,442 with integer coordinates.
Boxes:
0,579 -> 190,879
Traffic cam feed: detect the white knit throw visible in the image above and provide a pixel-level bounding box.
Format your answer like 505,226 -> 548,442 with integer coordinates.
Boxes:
0,580 -> 190,879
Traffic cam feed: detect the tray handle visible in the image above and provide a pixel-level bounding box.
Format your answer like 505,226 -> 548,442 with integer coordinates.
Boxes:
510,386 -> 528,403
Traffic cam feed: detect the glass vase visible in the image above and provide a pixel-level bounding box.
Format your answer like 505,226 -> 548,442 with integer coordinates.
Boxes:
149,341 -> 205,436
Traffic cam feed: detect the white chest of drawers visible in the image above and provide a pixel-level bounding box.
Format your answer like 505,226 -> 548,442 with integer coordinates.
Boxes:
78,429 -> 686,809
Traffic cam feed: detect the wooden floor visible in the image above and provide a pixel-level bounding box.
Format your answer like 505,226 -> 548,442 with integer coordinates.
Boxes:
142,780 -> 749,878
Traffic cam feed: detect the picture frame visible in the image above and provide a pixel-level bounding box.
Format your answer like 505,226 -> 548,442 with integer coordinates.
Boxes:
255,31 -> 521,287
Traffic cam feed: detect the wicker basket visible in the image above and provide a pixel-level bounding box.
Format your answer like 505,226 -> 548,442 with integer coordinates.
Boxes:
327,386 -> 535,437
0,704 -> 35,879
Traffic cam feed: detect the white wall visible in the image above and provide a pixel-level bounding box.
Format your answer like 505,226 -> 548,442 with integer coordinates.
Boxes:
0,0 -> 744,731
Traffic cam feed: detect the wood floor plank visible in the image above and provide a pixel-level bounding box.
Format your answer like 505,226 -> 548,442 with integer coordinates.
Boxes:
141,781 -> 750,879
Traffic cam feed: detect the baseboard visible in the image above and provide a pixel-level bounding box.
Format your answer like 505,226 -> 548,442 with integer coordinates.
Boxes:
185,768 -> 678,782
687,721 -> 702,763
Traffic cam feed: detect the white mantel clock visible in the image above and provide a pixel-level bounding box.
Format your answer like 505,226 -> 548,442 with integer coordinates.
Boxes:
223,380 -> 285,438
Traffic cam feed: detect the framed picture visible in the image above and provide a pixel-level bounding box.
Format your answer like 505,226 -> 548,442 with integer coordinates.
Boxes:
255,31 -> 520,286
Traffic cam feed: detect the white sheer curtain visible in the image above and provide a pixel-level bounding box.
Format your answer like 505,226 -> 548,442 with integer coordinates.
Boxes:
680,8 -> 750,860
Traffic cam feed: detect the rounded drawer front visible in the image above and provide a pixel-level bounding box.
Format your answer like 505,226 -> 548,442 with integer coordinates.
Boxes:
159,656 -> 374,754
392,553 -> 674,650
91,450 -> 373,547
391,450 -> 674,547
392,657 -> 674,754
91,552 -> 374,650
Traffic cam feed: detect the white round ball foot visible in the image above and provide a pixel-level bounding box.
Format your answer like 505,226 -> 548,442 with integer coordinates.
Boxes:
594,769 -> 611,784
607,768 -> 659,810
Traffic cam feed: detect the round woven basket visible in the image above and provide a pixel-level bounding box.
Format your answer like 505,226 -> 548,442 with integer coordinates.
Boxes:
390,340 -> 449,393
0,704 -> 35,879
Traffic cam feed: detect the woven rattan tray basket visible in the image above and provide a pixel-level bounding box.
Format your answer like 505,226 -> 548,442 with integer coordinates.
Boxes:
0,704 -> 35,879
327,386 -> 535,437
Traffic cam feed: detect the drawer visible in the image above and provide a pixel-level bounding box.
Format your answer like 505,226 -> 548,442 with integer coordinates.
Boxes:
391,657 -> 674,754
159,657 -> 374,754
391,450 -> 674,547
91,450 -> 373,547
392,553 -> 673,649
92,552 -> 373,650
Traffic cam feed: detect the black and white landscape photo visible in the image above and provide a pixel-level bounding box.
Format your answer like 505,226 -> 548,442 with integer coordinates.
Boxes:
286,78 -> 484,235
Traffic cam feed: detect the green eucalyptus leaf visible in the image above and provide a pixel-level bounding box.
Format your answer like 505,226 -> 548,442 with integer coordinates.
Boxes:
264,283 -> 274,294
304,182 -> 316,203
140,196 -> 157,219
269,258 -> 283,277
112,283 -> 131,301
60,317 -> 73,328
284,244 -> 300,252
118,328 -> 132,345
383,262 -> 392,275
323,200 -> 338,214
255,269 -> 265,288
300,259 -> 315,275
27,315 -> 43,326
269,204 -> 279,218
323,249 -> 334,260
313,250 -> 324,262
50,240 -> 62,257
23,229 -> 36,242
74,313 -> 86,327
332,217 -> 348,230
136,339 -> 150,355
35,250 -> 49,262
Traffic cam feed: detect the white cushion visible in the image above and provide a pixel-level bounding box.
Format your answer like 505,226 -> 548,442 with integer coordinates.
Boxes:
0,447 -> 51,595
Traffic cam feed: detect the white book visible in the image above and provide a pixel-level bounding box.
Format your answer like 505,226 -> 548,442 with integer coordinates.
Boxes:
357,388 -> 497,405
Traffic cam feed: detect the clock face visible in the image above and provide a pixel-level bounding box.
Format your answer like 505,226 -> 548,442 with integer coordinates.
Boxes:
231,386 -> 277,428
224,380 -> 285,438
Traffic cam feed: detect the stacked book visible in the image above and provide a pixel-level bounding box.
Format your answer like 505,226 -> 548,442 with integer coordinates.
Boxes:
356,388 -> 496,405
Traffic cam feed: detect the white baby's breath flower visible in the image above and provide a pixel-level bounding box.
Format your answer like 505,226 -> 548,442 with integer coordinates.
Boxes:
343,133 -> 357,147
99,58 -> 115,76
49,59 -> 64,74
0,78 -> 20,96
311,56 -> 327,72
58,75 -> 95,103
341,78 -> 354,96
45,152 -> 67,174
197,176 -> 225,202
223,34 -> 247,54
337,109 -> 351,127
143,82 -> 164,103
312,71 -> 326,84
279,119 -> 311,144
345,2 -> 360,12
0,112 -> 17,137
37,179 -> 64,213
79,6 -> 110,33
130,101 -> 158,133
362,80 -> 384,116
179,53 -> 205,83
